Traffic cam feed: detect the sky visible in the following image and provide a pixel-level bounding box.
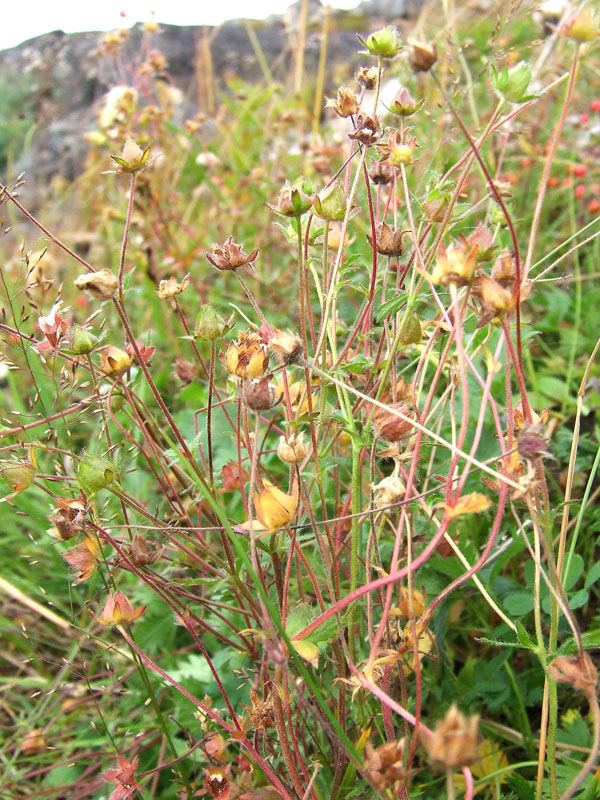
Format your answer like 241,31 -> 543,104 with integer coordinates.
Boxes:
1,0 -> 361,52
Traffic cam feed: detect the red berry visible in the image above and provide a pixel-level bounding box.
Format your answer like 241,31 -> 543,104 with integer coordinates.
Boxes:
579,113 -> 589,124
573,164 -> 587,177
548,176 -> 559,188
587,199 -> 600,214
574,184 -> 586,198
591,99 -> 600,113
520,157 -> 531,168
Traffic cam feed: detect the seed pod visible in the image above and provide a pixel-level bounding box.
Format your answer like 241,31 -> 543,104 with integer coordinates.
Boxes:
372,403 -> 415,442
74,269 -> 119,301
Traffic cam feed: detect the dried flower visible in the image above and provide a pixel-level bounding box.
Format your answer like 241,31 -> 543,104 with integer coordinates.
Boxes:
560,5 -> 599,42
364,738 -> 406,789
326,88 -> 360,118
269,329 -> 303,365
357,26 -> 402,59
372,475 -> 405,508
48,497 -> 87,541
277,432 -> 308,464
101,754 -> 142,800
431,241 -> 478,286
100,345 -> 134,376
479,274 -> 514,318
423,704 -> 480,771
367,222 -> 407,256
407,39 -> 437,72
206,236 -> 258,272
34,303 -> 72,353
549,653 -> 597,694
492,248 -> 516,289
74,269 -> 119,301
125,339 -> 155,366
118,533 -> 164,567
389,88 -> 424,117
157,274 -> 190,301
90,590 -> 146,625
355,66 -> 379,89
241,377 -> 279,410
253,481 -> 298,532
204,765 -> 230,800
174,358 -> 195,385
20,729 -> 46,756
110,137 -> 151,174
517,423 -> 551,461
62,536 -> 100,583
372,402 -> 415,442
221,332 -> 268,379
348,114 -> 381,146
368,159 -> 395,185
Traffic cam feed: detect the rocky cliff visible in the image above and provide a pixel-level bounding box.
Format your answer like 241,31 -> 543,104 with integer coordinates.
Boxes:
0,0 -> 421,186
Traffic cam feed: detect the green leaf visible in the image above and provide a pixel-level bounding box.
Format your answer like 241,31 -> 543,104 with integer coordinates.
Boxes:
515,621 -> 532,648
584,561 -> 600,589
503,592 -> 534,616
375,294 -> 406,321
563,553 -> 584,591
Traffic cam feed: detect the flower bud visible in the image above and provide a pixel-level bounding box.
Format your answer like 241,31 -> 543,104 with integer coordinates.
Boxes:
560,5 -> 599,42
479,274 -> 514,317
277,432 -> 308,464
313,181 -> 348,222
372,402 -> 415,442
70,325 -> 98,355
76,453 -> 117,497
399,313 -> 422,345
389,88 -> 424,117
110,137 -> 151,173
407,39 -> 437,72
272,178 -> 314,217
490,61 -> 532,104
100,345 -> 134,376
194,305 -> 232,340
74,269 -> 119,301
358,27 -> 402,59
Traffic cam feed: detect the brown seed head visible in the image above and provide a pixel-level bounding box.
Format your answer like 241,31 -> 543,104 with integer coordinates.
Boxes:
367,222 -> 407,256
364,738 -> 406,790
372,402 -> 415,442
549,653 -> 598,694
241,376 -> 279,410
277,432 -> 309,464
206,236 -> 258,271
348,114 -> 381,146
74,269 -> 119,301
269,329 -> 303,365
326,87 -> 360,118
407,38 -> 438,72
423,704 -> 480,770
355,65 -> 379,89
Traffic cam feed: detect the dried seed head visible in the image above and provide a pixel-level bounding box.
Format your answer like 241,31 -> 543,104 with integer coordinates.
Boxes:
348,114 -> 381,146
277,432 -> 309,464
269,329 -> 303,365
206,236 -> 258,271
372,475 -> 405,508
367,222 -> 407,257
100,345 -> 134,376
372,402 -> 415,442
74,269 -> 119,301
479,274 -> 514,318
355,65 -> 379,89
517,422 -> 551,461
157,274 -> 190,300
241,376 -> 279,410
492,248 -> 516,289
549,653 -> 597,694
326,87 -> 360,118
364,738 -> 406,790
407,39 -> 437,72
423,704 -> 480,771
431,242 -> 478,287
174,358 -> 195,385
368,159 -> 395,185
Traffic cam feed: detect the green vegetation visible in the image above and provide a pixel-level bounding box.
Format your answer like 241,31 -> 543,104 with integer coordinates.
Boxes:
1,4 -> 600,800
